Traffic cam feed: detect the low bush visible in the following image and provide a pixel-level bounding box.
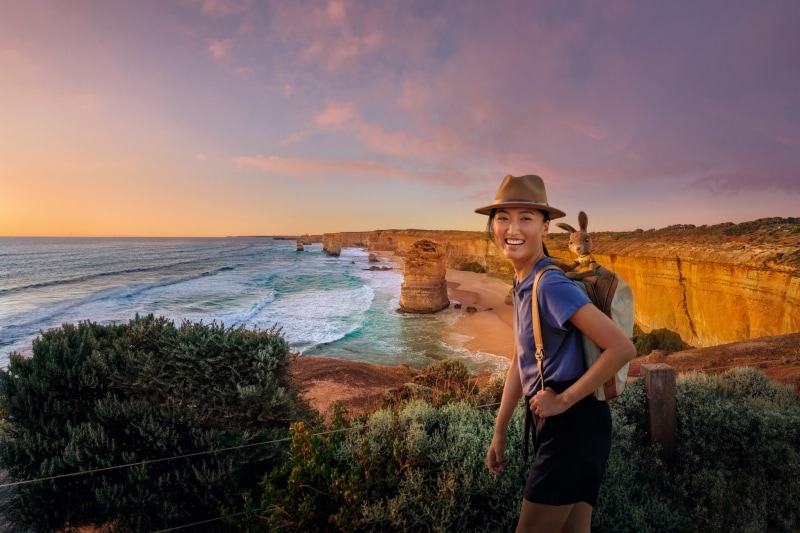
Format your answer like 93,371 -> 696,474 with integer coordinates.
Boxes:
633,326 -> 693,355
669,368 -> 800,532
0,315 -> 311,532
382,359 -> 481,408
237,400 -> 526,532
459,262 -> 486,274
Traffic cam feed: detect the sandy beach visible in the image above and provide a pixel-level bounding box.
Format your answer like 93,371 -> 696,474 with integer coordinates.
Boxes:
446,268 -> 516,363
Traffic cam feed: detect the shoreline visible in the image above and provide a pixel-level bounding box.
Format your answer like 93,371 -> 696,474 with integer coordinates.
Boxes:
290,252 -> 516,416
375,250 -> 515,367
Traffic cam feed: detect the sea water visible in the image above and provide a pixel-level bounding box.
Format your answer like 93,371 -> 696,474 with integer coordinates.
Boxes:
0,237 -> 508,373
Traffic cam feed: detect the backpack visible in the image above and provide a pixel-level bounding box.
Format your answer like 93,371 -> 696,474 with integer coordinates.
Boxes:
532,264 -> 634,400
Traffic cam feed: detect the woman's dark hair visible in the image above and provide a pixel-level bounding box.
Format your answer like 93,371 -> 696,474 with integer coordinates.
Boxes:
486,209 -> 551,256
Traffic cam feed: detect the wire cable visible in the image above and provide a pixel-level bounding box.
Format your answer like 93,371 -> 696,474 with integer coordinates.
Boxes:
0,424 -> 370,489
0,401 -> 502,490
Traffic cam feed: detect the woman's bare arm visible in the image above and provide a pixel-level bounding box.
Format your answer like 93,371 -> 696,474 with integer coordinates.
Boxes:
530,302 -> 635,417
487,349 -> 523,474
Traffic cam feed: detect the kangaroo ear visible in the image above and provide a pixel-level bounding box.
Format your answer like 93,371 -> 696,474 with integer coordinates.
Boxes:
578,211 -> 588,232
556,223 -> 576,233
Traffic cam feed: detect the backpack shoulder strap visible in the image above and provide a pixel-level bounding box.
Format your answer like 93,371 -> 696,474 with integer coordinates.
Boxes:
531,265 -> 563,393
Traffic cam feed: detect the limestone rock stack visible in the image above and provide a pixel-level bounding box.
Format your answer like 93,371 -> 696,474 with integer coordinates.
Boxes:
399,240 -> 450,313
326,234 -> 342,256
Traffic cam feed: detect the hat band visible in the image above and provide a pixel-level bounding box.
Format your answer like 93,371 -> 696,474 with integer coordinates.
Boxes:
494,198 -> 550,207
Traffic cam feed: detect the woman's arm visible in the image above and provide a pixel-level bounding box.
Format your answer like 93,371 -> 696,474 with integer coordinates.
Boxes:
487,348 -> 523,474
529,302 -> 635,417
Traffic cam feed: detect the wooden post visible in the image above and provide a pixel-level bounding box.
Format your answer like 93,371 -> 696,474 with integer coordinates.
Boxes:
640,363 -> 676,464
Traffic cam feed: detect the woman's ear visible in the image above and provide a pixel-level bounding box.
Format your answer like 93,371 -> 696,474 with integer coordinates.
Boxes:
542,220 -> 550,235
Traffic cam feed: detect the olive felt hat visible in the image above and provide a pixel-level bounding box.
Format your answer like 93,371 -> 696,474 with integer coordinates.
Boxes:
474,174 -> 566,219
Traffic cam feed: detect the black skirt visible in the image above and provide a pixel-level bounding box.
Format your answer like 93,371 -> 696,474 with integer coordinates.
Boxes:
523,380 -> 612,507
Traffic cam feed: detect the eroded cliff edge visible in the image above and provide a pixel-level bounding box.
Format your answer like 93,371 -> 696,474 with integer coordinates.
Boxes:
322,218 -> 800,348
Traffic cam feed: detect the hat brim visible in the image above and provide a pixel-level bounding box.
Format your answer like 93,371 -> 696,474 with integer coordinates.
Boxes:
474,201 -> 566,219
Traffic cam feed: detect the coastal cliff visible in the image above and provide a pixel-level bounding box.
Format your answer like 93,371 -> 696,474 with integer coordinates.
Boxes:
322,230 -> 514,277
555,237 -> 800,348
322,218 -> 800,348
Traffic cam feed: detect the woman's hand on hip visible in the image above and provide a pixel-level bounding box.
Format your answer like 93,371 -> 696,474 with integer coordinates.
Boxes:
529,388 -> 568,418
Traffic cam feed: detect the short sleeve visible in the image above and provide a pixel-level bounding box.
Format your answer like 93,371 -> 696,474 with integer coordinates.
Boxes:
538,270 -> 591,328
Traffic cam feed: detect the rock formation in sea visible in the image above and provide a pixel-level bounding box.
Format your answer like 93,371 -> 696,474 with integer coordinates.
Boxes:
398,240 -> 450,313
326,234 -> 343,256
322,218 -> 800,347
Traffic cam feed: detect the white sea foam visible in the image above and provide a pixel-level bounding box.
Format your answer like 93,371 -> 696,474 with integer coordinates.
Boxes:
258,285 -> 375,352
224,291 -> 277,326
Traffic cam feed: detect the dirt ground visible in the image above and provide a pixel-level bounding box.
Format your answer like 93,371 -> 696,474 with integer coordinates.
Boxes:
629,332 -> 800,392
289,355 -> 420,417
291,333 -> 800,417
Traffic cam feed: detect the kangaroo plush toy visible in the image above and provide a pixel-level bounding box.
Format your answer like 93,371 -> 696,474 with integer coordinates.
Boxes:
556,211 -> 598,280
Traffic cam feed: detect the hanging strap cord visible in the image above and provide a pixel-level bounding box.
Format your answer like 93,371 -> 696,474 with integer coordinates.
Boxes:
532,265 -> 562,393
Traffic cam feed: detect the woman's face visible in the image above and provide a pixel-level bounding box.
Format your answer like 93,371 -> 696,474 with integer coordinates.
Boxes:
492,207 -> 549,266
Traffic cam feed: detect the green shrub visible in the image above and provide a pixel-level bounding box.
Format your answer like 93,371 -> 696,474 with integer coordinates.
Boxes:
0,315 -> 311,532
476,371 -> 506,407
236,400 -> 526,532
633,326 -> 693,355
383,360 -> 480,407
459,262 -> 486,274
669,368 -> 800,532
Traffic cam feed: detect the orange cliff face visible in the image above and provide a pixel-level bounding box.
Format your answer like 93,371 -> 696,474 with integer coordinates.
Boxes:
322,219 -> 800,348
552,238 -> 800,348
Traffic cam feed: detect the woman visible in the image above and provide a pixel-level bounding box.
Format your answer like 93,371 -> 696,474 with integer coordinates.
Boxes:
477,174 -> 635,533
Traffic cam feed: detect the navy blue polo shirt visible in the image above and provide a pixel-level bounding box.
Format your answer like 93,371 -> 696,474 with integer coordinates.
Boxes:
513,257 -> 591,396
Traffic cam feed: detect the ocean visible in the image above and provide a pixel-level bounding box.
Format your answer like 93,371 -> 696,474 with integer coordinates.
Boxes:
0,237 -> 508,373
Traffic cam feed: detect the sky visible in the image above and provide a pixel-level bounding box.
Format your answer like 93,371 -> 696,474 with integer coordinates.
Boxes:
1,0 -> 798,237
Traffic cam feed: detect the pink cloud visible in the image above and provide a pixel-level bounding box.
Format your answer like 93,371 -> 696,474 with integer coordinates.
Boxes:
235,155 -> 451,184
264,2 -> 392,72
207,38 -> 234,60
277,131 -> 309,147
199,0 -> 251,16
314,102 -> 357,130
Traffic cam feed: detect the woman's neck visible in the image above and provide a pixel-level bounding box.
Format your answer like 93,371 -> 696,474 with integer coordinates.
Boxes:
513,251 -> 546,282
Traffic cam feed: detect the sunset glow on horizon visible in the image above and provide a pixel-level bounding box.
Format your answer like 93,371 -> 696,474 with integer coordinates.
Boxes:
2,1 -> 798,237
